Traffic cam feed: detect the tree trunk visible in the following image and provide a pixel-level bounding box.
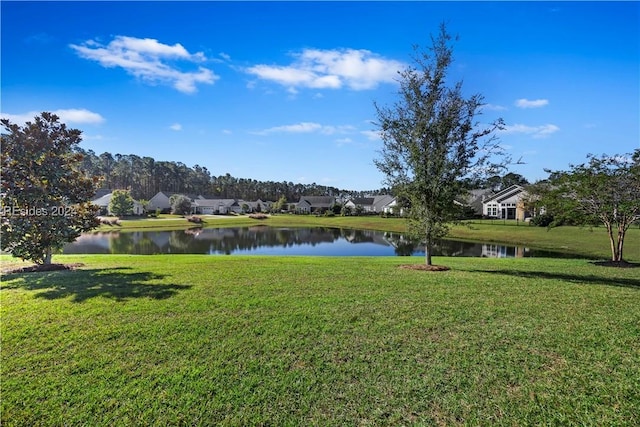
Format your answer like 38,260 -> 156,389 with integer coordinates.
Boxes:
43,247 -> 52,265
425,240 -> 433,266
616,225 -> 625,262
605,223 -> 619,262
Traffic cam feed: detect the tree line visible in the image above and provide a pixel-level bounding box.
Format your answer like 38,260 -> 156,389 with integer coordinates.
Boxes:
74,148 -> 390,202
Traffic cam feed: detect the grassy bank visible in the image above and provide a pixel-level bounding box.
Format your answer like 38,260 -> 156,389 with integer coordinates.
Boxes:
2,255 -> 639,425
97,215 -> 640,262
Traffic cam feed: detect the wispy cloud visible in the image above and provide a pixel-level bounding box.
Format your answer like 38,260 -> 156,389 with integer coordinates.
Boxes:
251,122 -> 355,136
501,123 -> 559,138
70,35 -> 218,93
246,48 -> 404,92
169,123 -> 182,131
515,98 -> 549,108
1,109 -> 105,125
360,130 -> 382,141
482,103 -> 507,111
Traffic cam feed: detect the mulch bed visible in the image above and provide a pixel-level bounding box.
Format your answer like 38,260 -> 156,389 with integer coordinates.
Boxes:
2,263 -> 85,274
399,264 -> 451,272
590,260 -> 639,268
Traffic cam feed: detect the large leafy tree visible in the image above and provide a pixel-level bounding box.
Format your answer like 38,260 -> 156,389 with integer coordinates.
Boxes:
374,25 -> 505,266
108,189 -> 135,216
169,194 -> 192,215
534,151 -> 640,263
1,112 -> 100,264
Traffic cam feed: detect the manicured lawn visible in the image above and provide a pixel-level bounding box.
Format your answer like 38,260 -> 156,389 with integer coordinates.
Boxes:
2,255 -> 639,425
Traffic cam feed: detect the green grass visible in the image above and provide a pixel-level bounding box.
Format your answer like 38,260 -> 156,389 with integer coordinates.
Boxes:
98,215 -> 640,262
2,255 -> 639,425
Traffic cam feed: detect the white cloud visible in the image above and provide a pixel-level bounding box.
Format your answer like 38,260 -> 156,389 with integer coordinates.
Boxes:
251,122 -> 355,136
515,98 -> 549,108
70,35 -> 218,93
501,123 -> 559,138
246,48 -> 404,92
222,129 -> 232,135
1,109 -> 105,125
335,137 -> 353,146
360,130 -> 382,141
169,123 -> 182,131
482,103 -> 507,111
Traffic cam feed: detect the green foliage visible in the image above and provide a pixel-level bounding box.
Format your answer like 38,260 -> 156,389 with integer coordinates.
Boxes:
169,194 -> 192,215
482,172 -> 529,192
0,112 -> 99,264
373,24 -> 505,265
272,195 -> 288,212
529,213 -> 555,227
108,190 -> 134,216
534,151 -> 640,261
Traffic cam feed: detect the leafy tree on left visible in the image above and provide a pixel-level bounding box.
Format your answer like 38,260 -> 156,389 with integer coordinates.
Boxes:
1,112 -> 100,265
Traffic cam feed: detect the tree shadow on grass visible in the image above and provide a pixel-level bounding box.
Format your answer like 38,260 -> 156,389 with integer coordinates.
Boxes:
470,269 -> 640,290
1,267 -> 192,302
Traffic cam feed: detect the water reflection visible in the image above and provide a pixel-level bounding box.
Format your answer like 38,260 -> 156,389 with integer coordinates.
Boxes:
63,227 -> 581,258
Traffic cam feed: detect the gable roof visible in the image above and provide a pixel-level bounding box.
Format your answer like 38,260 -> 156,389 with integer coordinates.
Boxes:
151,191 -> 200,202
298,196 -> 335,207
482,185 -> 527,204
372,195 -> 395,210
92,188 -> 112,200
91,193 -> 112,207
349,197 -> 375,206
194,198 -> 238,208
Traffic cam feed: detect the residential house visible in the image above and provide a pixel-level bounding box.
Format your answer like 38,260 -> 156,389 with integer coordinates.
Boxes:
242,199 -> 272,213
454,188 -> 494,218
147,191 -> 199,213
296,196 -> 336,214
344,195 -> 397,214
91,192 -> 144,216
192,198 -> 242,215
481,185 -> 530,220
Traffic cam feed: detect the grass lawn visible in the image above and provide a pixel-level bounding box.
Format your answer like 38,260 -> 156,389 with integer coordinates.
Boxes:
2,255 -> 639,425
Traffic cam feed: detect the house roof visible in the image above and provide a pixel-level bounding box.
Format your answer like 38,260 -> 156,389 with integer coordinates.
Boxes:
92,188 -> 112,200
194,198 -> 238,208
349,197 -> 375,206
91,192 -> 143,208
372,195 -> 395,210
153,191 -> 200,201
482,185 -> 527,204
297,196 -> 336,207
91,193 -> 112,207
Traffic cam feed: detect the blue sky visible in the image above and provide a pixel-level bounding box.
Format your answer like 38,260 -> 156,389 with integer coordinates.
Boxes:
2,1 -> 638,191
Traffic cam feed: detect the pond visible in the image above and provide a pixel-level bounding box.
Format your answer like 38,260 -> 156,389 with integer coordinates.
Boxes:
63,226 -> 582,258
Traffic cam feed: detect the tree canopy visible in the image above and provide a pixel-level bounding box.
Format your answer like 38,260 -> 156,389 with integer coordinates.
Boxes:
108,189 -> 135,217
373,24 -> 505,266
531,151 -> 640,263
1,112 -> 99,264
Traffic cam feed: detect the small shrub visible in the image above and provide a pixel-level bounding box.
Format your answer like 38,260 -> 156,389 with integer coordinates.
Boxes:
324,210 -> 335,217
249,213 -> 269,220
99,217 -> 120,226
186,216 -> 203,224
530,213 -> 554,227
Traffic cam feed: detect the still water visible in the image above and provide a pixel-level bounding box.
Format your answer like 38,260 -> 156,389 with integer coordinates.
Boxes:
63,226 -> 580,258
